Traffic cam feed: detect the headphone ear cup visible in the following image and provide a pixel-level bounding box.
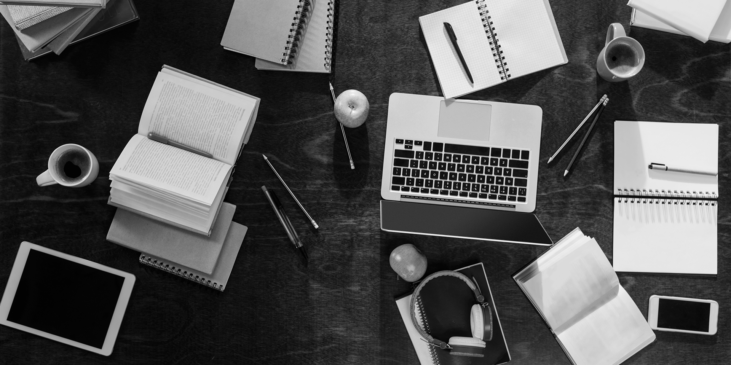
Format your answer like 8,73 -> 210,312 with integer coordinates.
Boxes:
448,336 -> 485,357
470,304 -> 494,342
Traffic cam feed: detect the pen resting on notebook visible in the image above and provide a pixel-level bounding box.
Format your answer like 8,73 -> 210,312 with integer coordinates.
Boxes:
648,163 -> 717,176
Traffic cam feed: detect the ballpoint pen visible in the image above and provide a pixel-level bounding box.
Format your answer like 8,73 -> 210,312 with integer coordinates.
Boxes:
148,132 -> 214,158
329,82 -> 355,170
648,163 -> 717,176
444,22 -> 474,84
261,186 -> 309,267
262,154 -> 319,229
564,97 -> 608,177
547,95 -> 608,164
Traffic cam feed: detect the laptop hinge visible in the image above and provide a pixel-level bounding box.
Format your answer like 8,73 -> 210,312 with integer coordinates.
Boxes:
401,195 -> 516,210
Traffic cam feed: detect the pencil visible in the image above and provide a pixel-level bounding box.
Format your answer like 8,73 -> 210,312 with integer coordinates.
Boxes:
548,95 -> 607,164
564,98 -> 609,177
262,154 -> 319,229
330,82 -> 355,170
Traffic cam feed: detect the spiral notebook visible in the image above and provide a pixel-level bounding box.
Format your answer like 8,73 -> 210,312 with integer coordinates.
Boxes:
221,0 -> 314,65
254,0 -> 334,73
419,0 -> 567,99
394,263 -> 511,365
613,121 -> 718,275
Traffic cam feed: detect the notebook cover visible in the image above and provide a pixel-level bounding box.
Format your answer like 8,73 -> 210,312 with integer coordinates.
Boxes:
627,0 -> 727,42
630,8 -> 731,43
395,293 -> 437,365
221,0 -> 310,64
107,202 -> 236,275
1,5 -> 90,52
16,0 -> 138,61
7,5 -> 71,30
254,0 -> 334,73
414,263 -> 511,365
139,222 -> 247,292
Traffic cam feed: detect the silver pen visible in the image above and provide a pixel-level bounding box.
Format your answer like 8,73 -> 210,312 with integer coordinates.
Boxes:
148,132 -> 213,158
330,82 -> 355,170
649,163 -> 717,176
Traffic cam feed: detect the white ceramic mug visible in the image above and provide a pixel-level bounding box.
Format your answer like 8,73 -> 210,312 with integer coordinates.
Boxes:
36,144 -> 99,187
596,23 -> 645,82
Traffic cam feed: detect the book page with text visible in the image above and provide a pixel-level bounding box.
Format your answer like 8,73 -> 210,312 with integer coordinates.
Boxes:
138,71 -> 256,165
557,287 -> 655,365
519,237 -> 619,331
111,135 -> 230,206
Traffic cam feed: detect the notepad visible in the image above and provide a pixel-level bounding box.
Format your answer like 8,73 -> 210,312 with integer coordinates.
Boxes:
630,6 -> 731,44
419,0 -> 567,99
613,121 -> 718,275
627,0 -> 728,43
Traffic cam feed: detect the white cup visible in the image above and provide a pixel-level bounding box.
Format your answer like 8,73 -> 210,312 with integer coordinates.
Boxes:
596,23 -> 645,82
36,144 -> 99,188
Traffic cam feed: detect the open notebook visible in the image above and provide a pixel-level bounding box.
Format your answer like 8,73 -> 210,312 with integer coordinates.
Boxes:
255,0 -> 334,73
627,0 -> 728,43
613,121 -> 718,275
419,0 -> 567,99
514,228 -> 655,365
630,6 -> 731,44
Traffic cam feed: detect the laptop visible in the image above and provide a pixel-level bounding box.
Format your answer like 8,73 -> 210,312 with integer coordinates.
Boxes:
380,93 -> 552,246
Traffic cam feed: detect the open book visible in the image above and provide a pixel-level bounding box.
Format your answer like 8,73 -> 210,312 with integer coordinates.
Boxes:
514,228 -> 655,365
109,65 -> 259,236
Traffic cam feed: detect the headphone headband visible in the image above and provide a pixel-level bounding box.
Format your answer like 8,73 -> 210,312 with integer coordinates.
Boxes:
409,271 -> 486,349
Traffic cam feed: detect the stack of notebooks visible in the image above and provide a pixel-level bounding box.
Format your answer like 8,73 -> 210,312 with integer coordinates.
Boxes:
1,0 -> 139,60
629,0 -> 731,43
419,0 -> 567,99
108,65 -> 260,236
107,202 -> 247,291
221,0 -> 336,73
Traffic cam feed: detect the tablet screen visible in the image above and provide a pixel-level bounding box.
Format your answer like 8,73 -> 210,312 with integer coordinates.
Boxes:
6,249 -> 125,349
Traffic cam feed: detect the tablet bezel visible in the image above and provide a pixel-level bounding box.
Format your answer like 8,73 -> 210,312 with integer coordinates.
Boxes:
0,241 -> 135,356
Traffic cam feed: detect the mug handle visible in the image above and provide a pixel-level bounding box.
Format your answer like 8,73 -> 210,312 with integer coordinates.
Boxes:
606,23 -> 626,45
36,170 -> 57,186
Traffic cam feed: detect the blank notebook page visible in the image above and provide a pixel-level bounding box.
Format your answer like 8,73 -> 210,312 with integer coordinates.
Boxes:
487,0 -> 567,79
419,1 -> 502,99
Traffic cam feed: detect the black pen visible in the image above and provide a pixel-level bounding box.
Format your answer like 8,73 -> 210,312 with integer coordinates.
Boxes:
261,186 -> 308,267
564,98 -> 609,177
148,132 -> 213,158
444,22 -> 474,84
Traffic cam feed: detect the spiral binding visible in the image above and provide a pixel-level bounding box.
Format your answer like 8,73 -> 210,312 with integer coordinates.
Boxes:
139,254 -> 224,292
282,0 -> 314,65
616,197 -> 717,207
324,0 -> 335,71
615,188 -> 718,200
415,295 -> 441,365
476,0 -> 509,80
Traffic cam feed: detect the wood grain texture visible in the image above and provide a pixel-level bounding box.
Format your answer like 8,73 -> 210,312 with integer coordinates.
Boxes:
0,0 -> 729,364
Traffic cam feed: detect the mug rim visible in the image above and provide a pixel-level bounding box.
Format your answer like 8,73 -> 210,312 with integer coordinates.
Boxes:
48,144 -> 94,187
602,36 -> 646,79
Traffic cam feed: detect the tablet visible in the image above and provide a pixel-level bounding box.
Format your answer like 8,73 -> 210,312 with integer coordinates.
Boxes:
0,242 -> 135,356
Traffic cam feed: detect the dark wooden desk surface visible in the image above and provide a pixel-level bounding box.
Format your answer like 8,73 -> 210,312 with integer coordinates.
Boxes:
1,0 -> 729,364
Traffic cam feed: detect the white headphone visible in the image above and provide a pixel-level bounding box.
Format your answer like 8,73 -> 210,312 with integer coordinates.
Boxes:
409,271 -> 493,357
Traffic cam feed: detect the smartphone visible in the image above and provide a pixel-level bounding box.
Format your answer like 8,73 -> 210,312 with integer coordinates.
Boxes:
648,295 -> 718,335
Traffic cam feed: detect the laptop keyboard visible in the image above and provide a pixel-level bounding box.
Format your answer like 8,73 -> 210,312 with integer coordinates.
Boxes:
390,138 -> 530,203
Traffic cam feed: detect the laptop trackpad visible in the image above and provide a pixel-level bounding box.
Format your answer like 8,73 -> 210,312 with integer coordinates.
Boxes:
438,100 -> 491,142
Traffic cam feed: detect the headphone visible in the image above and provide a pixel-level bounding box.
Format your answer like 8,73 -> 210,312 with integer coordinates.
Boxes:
410,271 -> 493,358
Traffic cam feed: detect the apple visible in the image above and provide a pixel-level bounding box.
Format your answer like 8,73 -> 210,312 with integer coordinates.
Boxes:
334,89 -> 369,128
389,244 -> 428,282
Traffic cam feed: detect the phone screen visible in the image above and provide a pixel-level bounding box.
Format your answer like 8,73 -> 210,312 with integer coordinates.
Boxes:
657,298 -> 711,332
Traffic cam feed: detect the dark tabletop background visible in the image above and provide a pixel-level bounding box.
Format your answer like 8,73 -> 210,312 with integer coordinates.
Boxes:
1,0 -> 730,364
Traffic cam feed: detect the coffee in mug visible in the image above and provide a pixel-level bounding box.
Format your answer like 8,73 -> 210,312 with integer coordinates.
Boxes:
36,144 -> 99,187
597,23 -> 645,82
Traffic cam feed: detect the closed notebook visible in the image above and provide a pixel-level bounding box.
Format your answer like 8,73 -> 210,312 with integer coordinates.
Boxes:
0,5 -> 91,52
0,0 -> 105,7
107,202 -> 236,275
630,7 -> 731,44
46,6 -> 101,54
627,0 -> 728,43
419,0 -> 567,99
7,5 -> 70,30
396,262 -> 511,365
221,0 -> 314,65
140,222 -> 247,292
255,0 -> 334,73
613,121 -> 718,275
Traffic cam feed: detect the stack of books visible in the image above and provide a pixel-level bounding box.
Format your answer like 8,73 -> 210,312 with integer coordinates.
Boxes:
628,0 -> 731,43
220,0 -> 336,74
0,0 -> 139,60
108,65 -> 260,237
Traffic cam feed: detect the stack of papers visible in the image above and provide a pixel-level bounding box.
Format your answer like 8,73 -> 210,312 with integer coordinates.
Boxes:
0,0 -> 139,59
628,0 -> 731,43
